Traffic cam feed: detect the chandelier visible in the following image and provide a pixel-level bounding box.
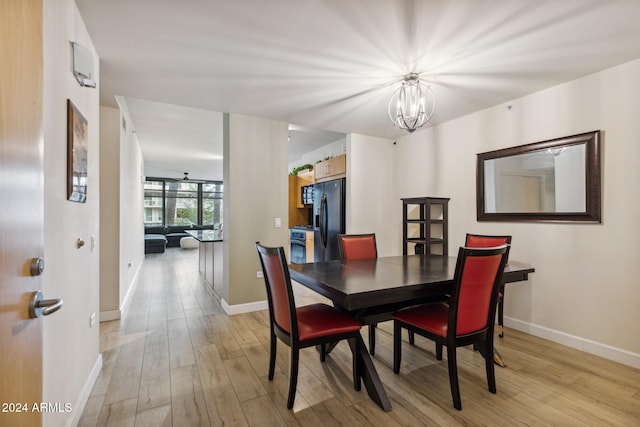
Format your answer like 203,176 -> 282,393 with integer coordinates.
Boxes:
388,73 -> 435,133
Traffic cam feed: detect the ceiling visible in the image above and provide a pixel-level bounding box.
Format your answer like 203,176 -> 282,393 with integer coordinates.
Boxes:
121,97 -> 224,181
76,0 -> 640,180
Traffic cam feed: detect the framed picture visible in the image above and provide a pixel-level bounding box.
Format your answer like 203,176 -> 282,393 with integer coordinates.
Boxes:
67,99 -> 88,203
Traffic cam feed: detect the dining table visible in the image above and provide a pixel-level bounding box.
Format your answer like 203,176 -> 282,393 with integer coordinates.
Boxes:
288,254 -> 535,411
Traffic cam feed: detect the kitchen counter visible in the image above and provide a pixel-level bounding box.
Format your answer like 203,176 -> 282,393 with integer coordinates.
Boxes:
186,229 -> 223,242
186,229 -> 223,298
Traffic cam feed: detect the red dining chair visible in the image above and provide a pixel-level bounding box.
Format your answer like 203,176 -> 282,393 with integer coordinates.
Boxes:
256,242 -> 362,409
465,233 -> 512,338
337,233 -> 379,355
392,245 -> 509,410
337,233 -> 378,260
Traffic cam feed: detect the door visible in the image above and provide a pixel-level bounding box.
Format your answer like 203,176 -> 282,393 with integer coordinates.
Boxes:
0,1 -> 44,426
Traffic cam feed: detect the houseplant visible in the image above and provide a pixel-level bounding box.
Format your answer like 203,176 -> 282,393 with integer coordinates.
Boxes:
289,164 -> 314,176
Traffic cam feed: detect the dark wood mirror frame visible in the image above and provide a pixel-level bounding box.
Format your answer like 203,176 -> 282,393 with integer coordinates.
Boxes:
476,130 -> 601,223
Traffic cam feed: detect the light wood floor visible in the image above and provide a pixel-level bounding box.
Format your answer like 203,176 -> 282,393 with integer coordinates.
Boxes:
79,248 -> 640,426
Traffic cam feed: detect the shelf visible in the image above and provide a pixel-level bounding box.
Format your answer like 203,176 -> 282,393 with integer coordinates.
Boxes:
405,238 -> 444,244
406,219 -> 444,224
402,197 -> 449,256
402,196 -> 450,204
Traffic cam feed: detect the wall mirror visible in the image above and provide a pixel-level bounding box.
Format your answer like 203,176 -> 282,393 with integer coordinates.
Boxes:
476,131 -> 601,222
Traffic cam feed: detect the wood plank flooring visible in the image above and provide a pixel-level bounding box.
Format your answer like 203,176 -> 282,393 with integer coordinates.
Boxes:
79,248 -> 640,426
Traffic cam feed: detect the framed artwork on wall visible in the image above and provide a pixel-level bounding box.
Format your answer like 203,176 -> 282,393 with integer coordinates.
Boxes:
67,99 -> 88,203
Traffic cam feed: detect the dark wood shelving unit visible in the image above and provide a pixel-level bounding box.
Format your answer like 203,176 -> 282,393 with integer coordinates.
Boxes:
402,197 -> 449,256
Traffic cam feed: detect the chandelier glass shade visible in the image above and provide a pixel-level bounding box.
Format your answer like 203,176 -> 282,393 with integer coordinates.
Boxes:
388,73 -> 435,133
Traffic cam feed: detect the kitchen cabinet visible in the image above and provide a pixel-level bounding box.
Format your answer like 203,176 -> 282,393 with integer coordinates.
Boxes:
288,172 -> 313,227
296,170 -> 314,207
200,240 -> 224,298
304,230 -> 314,262
402,197 -> 449,256
189,229 -> 224,299
314,154 -> 346,182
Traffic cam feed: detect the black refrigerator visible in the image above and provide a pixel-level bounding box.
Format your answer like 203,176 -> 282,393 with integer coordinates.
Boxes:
313,178 -> 346,262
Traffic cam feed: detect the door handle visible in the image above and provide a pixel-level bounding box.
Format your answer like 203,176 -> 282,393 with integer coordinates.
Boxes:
28,290 -> 63,318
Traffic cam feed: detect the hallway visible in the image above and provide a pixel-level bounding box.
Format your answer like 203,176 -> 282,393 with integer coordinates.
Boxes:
78,248 -> 367,426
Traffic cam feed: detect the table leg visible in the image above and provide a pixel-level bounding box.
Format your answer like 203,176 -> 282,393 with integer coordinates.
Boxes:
473,343 -> 507,368
348,334 -> 392,411
493,348 -> 506,368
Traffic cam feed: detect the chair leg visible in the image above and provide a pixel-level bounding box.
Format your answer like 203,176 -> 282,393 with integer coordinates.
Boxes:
268,332 -> 277,380
446,345 -> 462,410
287,347 -> 300,410
393,321 -> 402,374
320,343 -> 327,362
408,330 -> 415,345
436,342 -> 443,360
498,289 -> 505,338
368,324 -> 377,355
485,339 -> 497,393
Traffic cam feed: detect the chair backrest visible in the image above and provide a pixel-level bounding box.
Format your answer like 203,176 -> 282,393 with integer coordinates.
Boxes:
256,242 -> 297,338
465,233 -> 512,263
449,245 -> 509,336
337,233 -> 378,260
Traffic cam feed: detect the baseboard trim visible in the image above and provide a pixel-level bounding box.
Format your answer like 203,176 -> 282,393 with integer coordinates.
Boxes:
221,299 -> 268,315
119,261 -> 142,315
505,316 -> 640,369
67,353 -> 103,427
99,261 -> 142,323
99,309 -> 121,322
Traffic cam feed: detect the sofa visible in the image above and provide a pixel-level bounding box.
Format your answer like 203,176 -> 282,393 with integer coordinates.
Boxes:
144,224 -> 214,254
144,234 -> 167,254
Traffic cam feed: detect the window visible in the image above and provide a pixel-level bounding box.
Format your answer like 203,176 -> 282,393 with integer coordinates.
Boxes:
165,181 -> 198,225
144,179 -> 223,227
143,181 -> 164,226
202,182 -> 223,225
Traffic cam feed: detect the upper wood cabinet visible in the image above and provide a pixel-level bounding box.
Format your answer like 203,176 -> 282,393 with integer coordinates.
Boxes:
297,170 -> 314,186
293,171 -> 313,208
288,173 -> 313,227
314,154 -> 346,182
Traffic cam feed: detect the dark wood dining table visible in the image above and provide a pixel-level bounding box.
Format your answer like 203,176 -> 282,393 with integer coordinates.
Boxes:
288,254 -> 535,411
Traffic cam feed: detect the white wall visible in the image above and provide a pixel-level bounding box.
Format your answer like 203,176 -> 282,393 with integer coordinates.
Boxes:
117,104 -> 145,310
289,137 -> 346,171
99,103 -> 145,321
42,1 -> 101,425
386,58 -> 640,367
345,134 -> 397,256
555,144 -> 586,212
222,113 -> 289,311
